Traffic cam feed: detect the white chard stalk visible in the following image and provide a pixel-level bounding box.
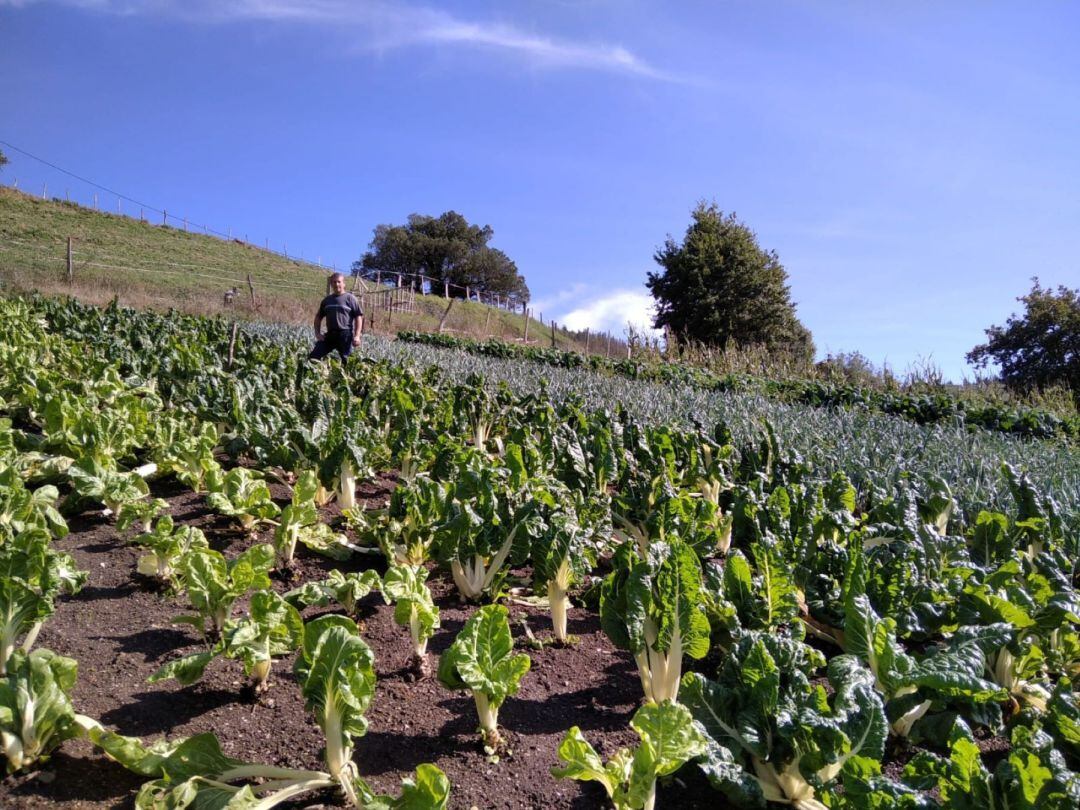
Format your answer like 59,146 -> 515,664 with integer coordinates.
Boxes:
410,610 -> 427,658
548,558 -> 573,642
473,691 -> 498,743
637,616 -> 682,703
338,459 -> 357,511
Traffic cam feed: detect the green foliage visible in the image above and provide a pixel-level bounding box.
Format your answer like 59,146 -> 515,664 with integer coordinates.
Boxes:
647,203 -> 813,360
599,539 -> 710,703
355,211 -> 529,301
968,280 -> 1080,407
294,615 -> 377,805
381,564 -> 439,662
174,544 -> 274,639
0,529 -> 86,674
205,466 -> 280,533
437,603 -> 530,749
0,649 -> 82,773
553,701 -> 708,810
904,720 -> 1080,809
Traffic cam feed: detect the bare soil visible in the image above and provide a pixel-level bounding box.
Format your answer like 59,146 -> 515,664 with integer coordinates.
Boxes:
0,475 -> 722,809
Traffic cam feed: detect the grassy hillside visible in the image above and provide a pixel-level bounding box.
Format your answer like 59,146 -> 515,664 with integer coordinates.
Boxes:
0,186 -> 598,350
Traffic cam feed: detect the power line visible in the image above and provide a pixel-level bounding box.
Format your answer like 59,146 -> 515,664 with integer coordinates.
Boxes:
0,139 -> 324,265
0,139 -> 165,216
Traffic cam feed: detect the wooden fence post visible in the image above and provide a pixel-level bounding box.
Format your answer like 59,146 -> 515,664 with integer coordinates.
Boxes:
246,273 -> 256,308
42,182 -> 47,199
585,328 -> 590,355
551,320 -> 557,348
438,298 -> 455,334
523,309 -> 530,343
163,210 -> 167,225
606,332 -> 612,358
66,237 -> 73,283
484,306 -> 492,336
444,280 -> 450,299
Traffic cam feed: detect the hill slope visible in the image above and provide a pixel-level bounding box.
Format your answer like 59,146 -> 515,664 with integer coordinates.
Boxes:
0,186 -> 593,349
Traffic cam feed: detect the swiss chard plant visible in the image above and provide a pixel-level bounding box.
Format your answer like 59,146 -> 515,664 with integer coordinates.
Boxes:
530,508 -> 598,644
63,456 -> 150,516
0,466 -> 68,540
293,614 -> 376,806
0,529 -> 87,675
129,515 -> 209,587
116,496 -> 168,536
151,419 -> 222,492
271,469 -> 351,569
552,700 -> 708,810
150,589 -> 304,693
0,649 -> 85,773
437,603 -> 530,750
285,568 -> 381,616
205,466 -> 281,533
381,563 -> 439,677
682,633 -> 893,810
91,726 -> 451,810
433,455 -> 537,602
174,544 -> 274,640
600,538 -> 710,703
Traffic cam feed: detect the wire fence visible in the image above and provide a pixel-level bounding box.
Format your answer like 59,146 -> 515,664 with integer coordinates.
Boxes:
0,230 -> 634,357
0,141 -> 628,352
0,141 -> 529,312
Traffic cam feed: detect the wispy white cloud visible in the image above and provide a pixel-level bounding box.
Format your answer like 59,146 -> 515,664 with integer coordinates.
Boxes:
551,287 -> 660,338
4,0 -> 677,80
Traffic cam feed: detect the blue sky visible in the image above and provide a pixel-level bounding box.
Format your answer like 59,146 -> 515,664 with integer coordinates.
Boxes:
2,1 -> 1077,380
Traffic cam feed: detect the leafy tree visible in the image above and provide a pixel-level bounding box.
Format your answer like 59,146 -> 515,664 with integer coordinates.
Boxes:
967,279 -> 1080,405
646,203 -> 813,359
352,211 -> 529,302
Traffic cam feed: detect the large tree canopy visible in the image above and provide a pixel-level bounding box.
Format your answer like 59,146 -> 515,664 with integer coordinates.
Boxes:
646,203 -> 813,359
967,279 -> 1080,405
353,211 -> 529,302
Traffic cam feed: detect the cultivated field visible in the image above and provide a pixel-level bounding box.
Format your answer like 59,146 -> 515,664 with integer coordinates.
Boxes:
2,295 -> 1080,809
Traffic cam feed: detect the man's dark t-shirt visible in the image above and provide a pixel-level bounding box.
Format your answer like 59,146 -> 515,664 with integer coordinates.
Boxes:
318,292 -> 363,333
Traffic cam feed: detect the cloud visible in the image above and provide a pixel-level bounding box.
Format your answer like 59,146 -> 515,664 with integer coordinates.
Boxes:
5,0 -> 677,80
551,288 -> 660,338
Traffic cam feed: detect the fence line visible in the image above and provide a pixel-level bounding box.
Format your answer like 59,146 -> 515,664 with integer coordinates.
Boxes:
2,176 -> 530,314
1,237 -> 630,357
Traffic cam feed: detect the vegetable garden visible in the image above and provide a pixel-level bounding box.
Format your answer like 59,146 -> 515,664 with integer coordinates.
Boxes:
2,294 -> 1080,809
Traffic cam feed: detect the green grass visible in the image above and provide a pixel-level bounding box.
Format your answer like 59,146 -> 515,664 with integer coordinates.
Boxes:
0,186 -> 594,350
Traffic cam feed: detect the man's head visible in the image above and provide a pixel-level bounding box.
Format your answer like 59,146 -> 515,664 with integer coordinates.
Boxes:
329,273 -> 346,294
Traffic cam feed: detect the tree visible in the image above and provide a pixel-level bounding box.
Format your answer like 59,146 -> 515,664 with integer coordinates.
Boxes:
352,211 -> 529,302
967,279 -> 1080,405
646,203 -> 813,359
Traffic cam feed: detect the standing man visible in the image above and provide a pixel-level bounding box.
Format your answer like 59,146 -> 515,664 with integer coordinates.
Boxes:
310,272 -> 364,360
